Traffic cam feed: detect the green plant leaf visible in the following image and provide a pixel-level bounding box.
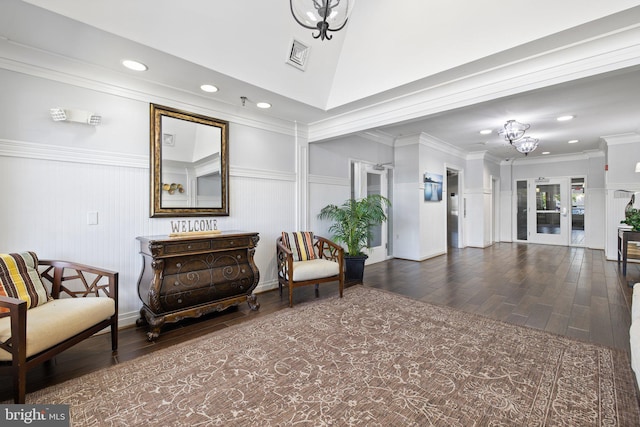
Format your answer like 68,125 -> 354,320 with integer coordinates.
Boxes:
318,195 -> 390,256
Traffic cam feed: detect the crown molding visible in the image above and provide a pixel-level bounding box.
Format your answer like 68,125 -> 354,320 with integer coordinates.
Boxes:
601,132 -> 640,145
307,22 -> 640,142
0,39 -> 297,138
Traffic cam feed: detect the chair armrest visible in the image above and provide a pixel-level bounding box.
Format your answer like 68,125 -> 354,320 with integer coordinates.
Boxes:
315,236 -> 344,263
276,238 -> 294,279
38,260 -> 118,304
0,296 -> 27,363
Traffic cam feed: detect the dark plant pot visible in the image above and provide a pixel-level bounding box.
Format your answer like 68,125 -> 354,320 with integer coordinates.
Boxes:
345,254 -> 368,284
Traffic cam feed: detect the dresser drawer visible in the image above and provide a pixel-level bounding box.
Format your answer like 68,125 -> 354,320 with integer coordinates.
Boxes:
163,250 -> 248,275
163,240 -> 211,254
160,273 -> 254,312
210,236 -> 253,251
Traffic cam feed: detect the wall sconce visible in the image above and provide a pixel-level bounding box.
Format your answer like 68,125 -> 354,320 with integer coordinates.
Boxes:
50,108 -> 102,126
635,162 -> 640,173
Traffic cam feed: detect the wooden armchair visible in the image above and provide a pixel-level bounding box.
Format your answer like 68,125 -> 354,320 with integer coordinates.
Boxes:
276,232 -> 344,307
0,256 -> 118,403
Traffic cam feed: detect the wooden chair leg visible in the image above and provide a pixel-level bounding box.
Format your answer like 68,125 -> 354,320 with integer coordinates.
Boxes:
111,320 -> 118,351
14,365 -> 26,404
289,283 -> 294,307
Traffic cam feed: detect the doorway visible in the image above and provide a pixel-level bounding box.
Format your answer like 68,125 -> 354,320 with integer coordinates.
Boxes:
447,169 -> 459,248
351,161 -> 391,264
570,178 -> 585,246
514,177 -> 578,246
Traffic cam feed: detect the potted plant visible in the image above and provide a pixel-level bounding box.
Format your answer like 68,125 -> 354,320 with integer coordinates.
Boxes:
622,208 -> 640,231
318,194 -> 390,284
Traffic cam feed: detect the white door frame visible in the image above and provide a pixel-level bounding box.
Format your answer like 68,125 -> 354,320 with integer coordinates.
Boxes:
513,177 -> 570,245
352,161 -> 390,264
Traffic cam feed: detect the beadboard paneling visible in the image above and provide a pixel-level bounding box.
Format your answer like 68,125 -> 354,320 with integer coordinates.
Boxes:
0,152 -> 296,326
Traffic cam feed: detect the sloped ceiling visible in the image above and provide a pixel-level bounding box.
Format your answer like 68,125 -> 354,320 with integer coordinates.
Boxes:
19,0 -> 640,110
6,0 -> 640,158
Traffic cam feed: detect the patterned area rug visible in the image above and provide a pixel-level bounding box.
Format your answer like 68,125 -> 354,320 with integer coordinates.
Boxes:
26,286 -> 640,426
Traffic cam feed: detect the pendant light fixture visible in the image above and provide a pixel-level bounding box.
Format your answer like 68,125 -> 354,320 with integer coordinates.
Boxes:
499,119 -> 530,144
290,0 -> 355,41
513,137 -> 539,155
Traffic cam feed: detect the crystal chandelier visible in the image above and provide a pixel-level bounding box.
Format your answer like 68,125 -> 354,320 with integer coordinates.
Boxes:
499,119 -> 530,143
513,137 -> 539,155
290,0 -> 355,41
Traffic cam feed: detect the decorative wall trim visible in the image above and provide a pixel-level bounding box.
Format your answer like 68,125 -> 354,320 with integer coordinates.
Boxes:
231,166 -> 296,182
308,174 -> 350,187
0,138 -> 147,168
0,139 -> 296,182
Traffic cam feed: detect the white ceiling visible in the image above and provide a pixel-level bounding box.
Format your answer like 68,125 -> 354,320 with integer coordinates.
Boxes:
5,0 -> 640,159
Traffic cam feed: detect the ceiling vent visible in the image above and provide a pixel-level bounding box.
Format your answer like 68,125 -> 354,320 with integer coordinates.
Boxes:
286,39 -> 309,71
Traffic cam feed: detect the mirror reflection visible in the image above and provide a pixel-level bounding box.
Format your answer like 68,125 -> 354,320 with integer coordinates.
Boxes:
150,104 -> 229,217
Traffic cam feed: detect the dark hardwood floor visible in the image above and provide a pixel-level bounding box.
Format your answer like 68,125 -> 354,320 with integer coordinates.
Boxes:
1,242 -> 636,402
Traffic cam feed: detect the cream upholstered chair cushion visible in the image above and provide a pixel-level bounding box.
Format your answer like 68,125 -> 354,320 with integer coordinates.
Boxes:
0,297 -> 115,361
291,259 -> 340,282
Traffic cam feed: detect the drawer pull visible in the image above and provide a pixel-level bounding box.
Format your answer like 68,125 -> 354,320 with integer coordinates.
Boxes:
177,299 -> 182,304
241,269 -> 246,273
174,281 -> 180,286
187,245 -> 192,249
176,263 -> 182,268
237,255 -> 241,259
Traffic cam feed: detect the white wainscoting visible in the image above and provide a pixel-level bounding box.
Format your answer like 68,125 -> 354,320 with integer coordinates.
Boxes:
0,140 -> 296,327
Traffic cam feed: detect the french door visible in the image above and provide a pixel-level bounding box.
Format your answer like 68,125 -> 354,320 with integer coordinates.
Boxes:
352,162 -> 389,264
516,178 -> 570,245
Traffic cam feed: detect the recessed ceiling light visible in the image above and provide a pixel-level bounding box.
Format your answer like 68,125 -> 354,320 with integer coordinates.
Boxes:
568,139 -> 579,144
256,102 -> 271,109
122,59 -> 148,71
479,129 -> 492,135
557,115 -> 574,121
200,84 -> 218,93
542,151 -> 550,155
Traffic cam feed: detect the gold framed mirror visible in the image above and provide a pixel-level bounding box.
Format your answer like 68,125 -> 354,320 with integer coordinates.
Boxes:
150,104 -> 229,217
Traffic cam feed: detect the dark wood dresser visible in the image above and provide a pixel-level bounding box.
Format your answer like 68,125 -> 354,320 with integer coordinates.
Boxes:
136,231 -> 260,340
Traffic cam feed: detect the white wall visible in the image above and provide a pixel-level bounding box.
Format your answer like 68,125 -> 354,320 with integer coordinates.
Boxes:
308,135 -> 393,237
0,68 -> 298,327
603,134 -> 640,259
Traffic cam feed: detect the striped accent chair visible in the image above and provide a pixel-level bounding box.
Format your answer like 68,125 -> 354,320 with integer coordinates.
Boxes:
0,253 -> 118,403
277,232 -> 344,307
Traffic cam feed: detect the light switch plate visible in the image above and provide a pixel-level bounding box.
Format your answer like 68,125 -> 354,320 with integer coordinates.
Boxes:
87,211 -> 98,225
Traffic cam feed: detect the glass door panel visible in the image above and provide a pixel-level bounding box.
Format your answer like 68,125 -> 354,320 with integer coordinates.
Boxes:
352,162 -> 389,264
536,183 -> 561,235
367,172 -> 382,249
530,178 -> 569,245
516,180 -> 528,241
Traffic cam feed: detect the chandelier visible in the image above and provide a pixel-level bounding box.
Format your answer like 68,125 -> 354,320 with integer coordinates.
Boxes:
499,119 -> 530,143
513,137 -> 539,155
290,0 -> 355,41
